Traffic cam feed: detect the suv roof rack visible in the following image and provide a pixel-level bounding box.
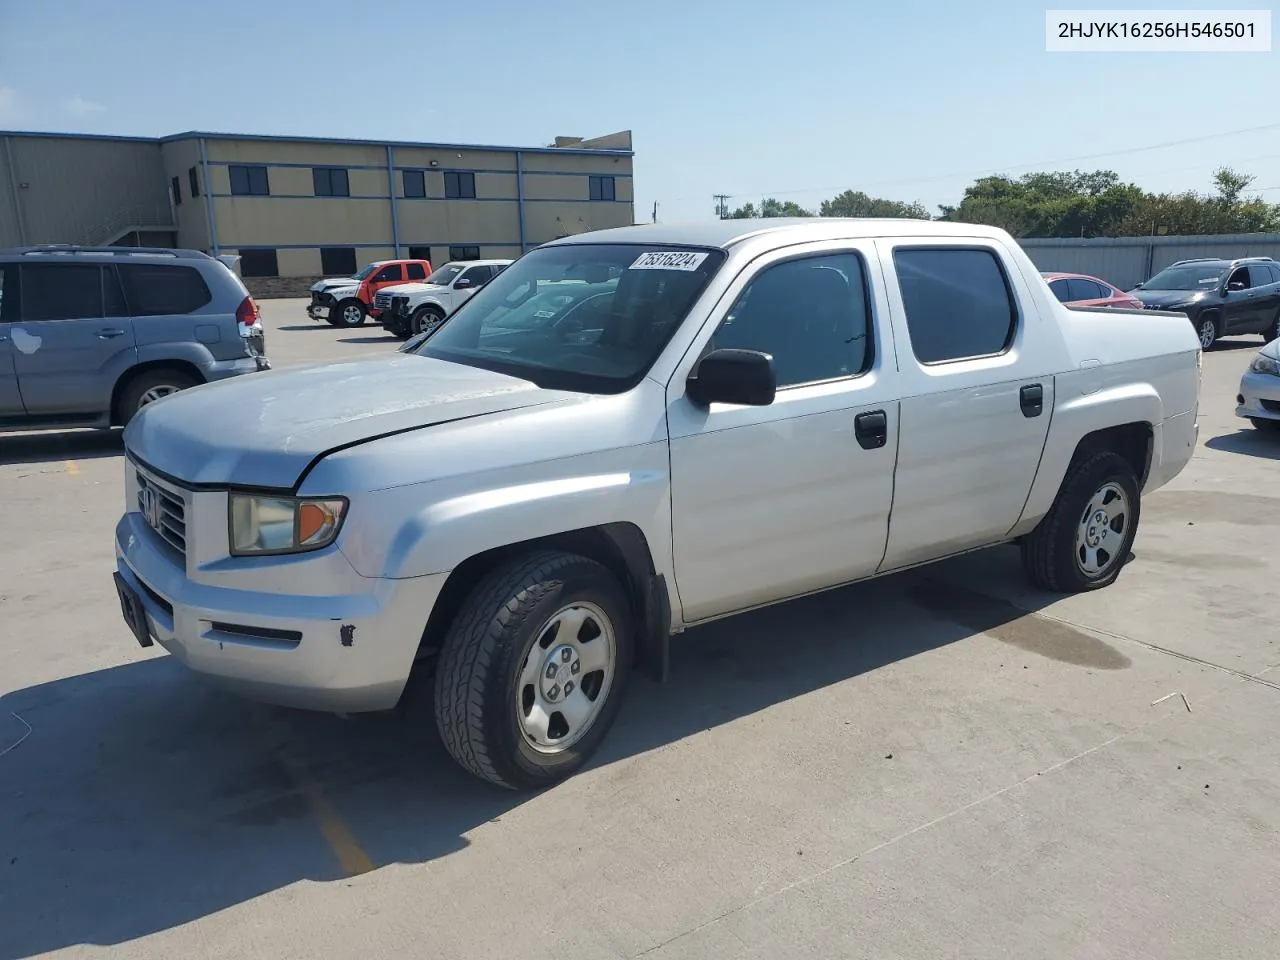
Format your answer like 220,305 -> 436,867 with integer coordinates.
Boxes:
1169,257 -> 1226,266
3,244 -> 213,260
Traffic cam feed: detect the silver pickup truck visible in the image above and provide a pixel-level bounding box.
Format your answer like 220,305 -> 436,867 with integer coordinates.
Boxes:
113,219 -> 1201,790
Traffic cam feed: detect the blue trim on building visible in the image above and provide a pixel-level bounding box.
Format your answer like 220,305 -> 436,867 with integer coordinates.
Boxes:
521,170 -> 633,178
516,151 -> 527,254
206,159 -> 388,171
211,193 -> 390,200
224,241 -> 523,250
386,145 -> 400,257
211,192 -> 626,204
198,137 -> 220,256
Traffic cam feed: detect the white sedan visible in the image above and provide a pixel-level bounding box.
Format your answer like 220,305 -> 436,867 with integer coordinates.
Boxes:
1236,339 -> 1280,432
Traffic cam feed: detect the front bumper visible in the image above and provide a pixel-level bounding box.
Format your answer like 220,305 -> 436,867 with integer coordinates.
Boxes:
379,296 -> 412,335
1235,368 -> 1280,422
114,511 -> 445,713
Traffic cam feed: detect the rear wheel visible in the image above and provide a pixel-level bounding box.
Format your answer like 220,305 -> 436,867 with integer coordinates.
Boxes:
333,298 -> 367,328
1196,314 -> 1220,350
410,305 -> 446,338
1021,451 -> 1141,593
116,367 -> 200,426
432,551 -> 633,790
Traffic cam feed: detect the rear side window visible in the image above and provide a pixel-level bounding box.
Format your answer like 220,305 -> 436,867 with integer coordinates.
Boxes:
1047,279 -> 1070,302
19,264 -> 104,321
1067,277 -> 1106,301
894,248 -> 1018,364
117,264 -> 212,316
406,262 -> 427,280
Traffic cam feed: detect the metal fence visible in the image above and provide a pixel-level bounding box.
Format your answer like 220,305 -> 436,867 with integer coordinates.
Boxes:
1017,233 -> 1280,290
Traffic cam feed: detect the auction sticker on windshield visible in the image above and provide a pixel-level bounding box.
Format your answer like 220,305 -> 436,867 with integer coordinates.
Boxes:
630,251 -> 709,271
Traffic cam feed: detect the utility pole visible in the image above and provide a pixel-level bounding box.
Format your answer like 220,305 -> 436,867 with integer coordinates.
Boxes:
652,200 -> 658,223
713,194 -> 730,219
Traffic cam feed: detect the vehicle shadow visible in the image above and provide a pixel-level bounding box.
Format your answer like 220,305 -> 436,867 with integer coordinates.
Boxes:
1205,428 -> 1280,460
0,546 -> 1101,958
276,324 -> 336,332
338,335 -> 401,345
0,429 -> 123,466
1211,338 -> 1265,352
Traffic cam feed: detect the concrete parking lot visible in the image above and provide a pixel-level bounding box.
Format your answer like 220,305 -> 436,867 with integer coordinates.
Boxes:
2,300 -> 1279,960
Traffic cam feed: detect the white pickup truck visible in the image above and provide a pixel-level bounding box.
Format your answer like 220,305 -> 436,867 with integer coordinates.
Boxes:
113,219 -> 1201,790
374,259 -> 513,339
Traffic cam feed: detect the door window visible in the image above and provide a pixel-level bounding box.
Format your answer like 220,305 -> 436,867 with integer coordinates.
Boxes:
372,265 -> 402,283
1227,267 -> 1251,290
406,262 -> 428,281
458,265 -> 493,287
1047,279 -> 1071,302
1066,277 -> 1107,301
893,248 -> 1018,364
19,264 -> 105,321
708,252 -> 873,388
117,264 -> 211,316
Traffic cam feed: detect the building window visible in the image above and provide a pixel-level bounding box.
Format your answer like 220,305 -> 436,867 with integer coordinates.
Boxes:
449,245 -> 481,261
171,175 -> 182,205
403,169 -> 426,198
188,166 -> 200,198
229,165 -> 270,196
589,175 -> 616,201
408,245 -> 433,263
320,247 -> 358,276
238,249 -> 279,278
313,167 -> 350,197
444,171 -> 476,199
893,247 -> 1017,364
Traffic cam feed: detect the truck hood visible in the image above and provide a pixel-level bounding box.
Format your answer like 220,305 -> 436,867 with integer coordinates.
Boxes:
311,276 -> 359,292
123,356 -> 576,490
379,281 -> 437,296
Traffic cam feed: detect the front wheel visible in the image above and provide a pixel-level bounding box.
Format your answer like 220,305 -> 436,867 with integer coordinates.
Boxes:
410,306 -> 446,338
332,298 -> 367,328
433,551 -> 633,790
1021,451 -> 1141,593
1263,309 -> 1280,344
1196,314 -> 1219,350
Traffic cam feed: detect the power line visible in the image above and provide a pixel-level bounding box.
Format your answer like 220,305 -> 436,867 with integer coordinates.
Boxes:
675,121 -> 1280,205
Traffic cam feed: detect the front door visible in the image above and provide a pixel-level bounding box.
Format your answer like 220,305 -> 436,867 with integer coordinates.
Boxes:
668,243 -> 900,623
876,240 -> 1057,572
453,265 -> 495,311
0,264 -> 26,417
368,263 -> 405,300
9,262 -> 137,417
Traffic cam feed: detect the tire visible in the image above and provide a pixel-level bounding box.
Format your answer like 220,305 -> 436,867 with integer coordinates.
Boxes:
1263,309 -> 1280,344
433,551 -> 633,790
332,298 -> 367,328
410,305 -> 446,338
116,367 -> 200,426
1021,451 -> 1141,594
1250,417 -> 1280,433
1195,314 -> 1219,350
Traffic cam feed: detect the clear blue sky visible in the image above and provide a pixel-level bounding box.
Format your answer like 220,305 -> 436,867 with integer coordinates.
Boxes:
1,0 -> 1277,222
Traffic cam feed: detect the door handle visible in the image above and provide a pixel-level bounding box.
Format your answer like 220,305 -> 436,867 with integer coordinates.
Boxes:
1020,383 -> 1044,418
854,409 -> 888,450
97,328 -> 126,339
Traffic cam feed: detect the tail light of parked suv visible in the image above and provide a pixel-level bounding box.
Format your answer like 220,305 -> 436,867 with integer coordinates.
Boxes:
236,295 -> 262,334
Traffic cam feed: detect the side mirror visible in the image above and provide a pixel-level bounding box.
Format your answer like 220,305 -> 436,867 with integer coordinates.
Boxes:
1132,281 -> 1143,289
686,348 -> 776,407
455,278 -> 474,289
1227,281 -> 1246,292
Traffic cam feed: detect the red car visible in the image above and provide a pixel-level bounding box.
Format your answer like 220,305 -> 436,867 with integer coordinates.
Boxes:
1041,271 -> 1144,310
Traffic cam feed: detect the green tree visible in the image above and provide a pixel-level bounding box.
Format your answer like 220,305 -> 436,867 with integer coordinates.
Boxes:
726,198 -> 814,218
818,190 -> 929,219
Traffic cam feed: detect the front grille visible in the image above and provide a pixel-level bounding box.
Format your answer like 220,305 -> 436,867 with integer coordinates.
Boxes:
137,470 -> 187,558
1261,399 -> 1280,413
374,292 -> 394,311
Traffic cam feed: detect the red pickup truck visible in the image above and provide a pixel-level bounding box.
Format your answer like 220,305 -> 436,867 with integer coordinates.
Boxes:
307,258 -> 433,327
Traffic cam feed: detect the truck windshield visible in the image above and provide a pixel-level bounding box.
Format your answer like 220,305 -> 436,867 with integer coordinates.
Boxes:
354,263 -> 379,281
426,264 -> 464,286
1143,264 -> 1226,291
411,244 -> 725,394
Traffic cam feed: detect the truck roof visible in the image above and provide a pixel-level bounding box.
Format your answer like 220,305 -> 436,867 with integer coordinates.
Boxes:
543,217 -> 1012,251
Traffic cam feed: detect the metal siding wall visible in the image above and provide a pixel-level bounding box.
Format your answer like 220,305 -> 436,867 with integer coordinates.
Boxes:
160,138 -> 210,250
1019,234 -> 1280,290
0,135 -> 169,245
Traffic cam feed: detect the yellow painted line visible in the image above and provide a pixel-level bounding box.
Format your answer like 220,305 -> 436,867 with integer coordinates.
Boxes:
64,460 -> 80,476
279,754 -> 375,876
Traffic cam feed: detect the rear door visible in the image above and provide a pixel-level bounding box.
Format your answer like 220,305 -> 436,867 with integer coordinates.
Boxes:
8,262 -> 137,417
0,264 -> 26,417
117,261 -> 227,356
876,239 -> 1058,571
1248,264 -> 1280,332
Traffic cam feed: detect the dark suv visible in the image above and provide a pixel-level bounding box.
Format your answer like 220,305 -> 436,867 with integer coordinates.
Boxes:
0,245 -> 270,432
1131,256 -> 1280,350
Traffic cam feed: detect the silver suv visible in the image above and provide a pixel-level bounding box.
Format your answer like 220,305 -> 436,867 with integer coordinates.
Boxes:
0,245 -> 270,431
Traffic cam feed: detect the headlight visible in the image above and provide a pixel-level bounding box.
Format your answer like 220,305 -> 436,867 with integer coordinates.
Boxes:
1250,355 -> 1280,376
229,494 -> 348,555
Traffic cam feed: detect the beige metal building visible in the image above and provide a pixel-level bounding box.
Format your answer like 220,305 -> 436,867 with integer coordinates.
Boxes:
0,128 -> 635,294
